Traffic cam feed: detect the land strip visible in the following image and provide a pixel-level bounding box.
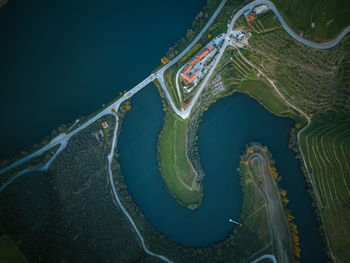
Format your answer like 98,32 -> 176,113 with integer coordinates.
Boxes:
240,144 -> 295,263
1,0 -> 350,262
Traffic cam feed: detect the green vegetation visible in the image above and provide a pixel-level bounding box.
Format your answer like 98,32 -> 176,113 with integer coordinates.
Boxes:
235,80 -> 290,116
211,47 -> 301,122
240,144 -> 296,262
159,4 -> 350,260
299,113 -> 350,262
164,0 -> 219,59
219,9 -> 350,262
0,236 -> 28,263
0,144 -> 60,188
158,112 -> 201,208
0,0 -> 9,8
239,162 -> 271,249
271,0 -> 350,41
0,108 -> 154,262
163,66 -> 183,110
115,161 -> 275,262
163,0 -> 245,109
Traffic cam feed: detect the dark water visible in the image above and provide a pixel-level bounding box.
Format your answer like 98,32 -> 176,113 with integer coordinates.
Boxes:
0,0 -> 205,159
118,90 -> 326,262
1,0 -> 326,261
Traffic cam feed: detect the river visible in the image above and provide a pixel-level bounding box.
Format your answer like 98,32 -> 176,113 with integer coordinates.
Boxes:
1,0 -> 326,261
118,88 -> 326,262
0,0 -> 205,159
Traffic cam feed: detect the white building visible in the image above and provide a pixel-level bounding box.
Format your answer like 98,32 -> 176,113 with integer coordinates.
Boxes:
253,5 -> 269,15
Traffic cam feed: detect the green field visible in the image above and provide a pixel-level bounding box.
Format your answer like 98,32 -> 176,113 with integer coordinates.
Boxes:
158,112 -> 201,208
272,0 -> 350,40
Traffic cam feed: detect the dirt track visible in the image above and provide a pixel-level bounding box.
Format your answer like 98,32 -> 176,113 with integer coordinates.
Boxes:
247,145 -> 294,263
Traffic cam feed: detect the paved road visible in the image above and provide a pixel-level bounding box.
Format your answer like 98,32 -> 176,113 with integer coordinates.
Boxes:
107,115 -> 173,263
3,0 -> 349,176
251,254 -> 277,263
0,73 -> 155,177
155,0 -> 228,118
1,0 -> 348,260
159,0 -> 350,119
0,1 -> 228,261
157,0 -> 228,74
263,0 -> 350,49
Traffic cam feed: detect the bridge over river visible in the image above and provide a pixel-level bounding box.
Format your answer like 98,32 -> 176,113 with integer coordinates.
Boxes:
1,0 -> 349,261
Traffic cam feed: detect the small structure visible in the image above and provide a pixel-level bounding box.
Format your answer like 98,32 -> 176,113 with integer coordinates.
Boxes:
207,43 -> 214,51
212,81 -> 224,95
102,121 -> 109,129
253,5 -> 269,15
224,57 -> 232,65
99,129 -> 104,137
245,11 -> 256,23
229,219 -> 242,226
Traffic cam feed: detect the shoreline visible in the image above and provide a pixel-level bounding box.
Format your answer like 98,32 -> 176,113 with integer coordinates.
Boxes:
239,142 -> 296,262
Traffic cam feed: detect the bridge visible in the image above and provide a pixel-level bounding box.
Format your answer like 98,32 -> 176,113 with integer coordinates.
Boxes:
1,0 -> 349,261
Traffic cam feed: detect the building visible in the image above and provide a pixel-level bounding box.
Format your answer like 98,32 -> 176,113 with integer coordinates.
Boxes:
245,11 -> 256,22
253,5 -> 269,15
207,44 -> 214,51
102,121 -> 109,129
181,44 -> 216,83
231,30 -> 245,41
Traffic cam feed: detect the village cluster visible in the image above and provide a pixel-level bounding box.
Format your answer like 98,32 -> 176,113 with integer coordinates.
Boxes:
179,4 -> 269,97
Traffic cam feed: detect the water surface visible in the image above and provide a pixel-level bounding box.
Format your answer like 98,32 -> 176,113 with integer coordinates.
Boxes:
118,88 -> 325,262
0,0 -> 205,159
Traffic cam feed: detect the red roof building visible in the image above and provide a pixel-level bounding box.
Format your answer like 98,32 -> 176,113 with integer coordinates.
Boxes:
182,47 -> 212,83
207,44 -> 214,51
246,11 -> 256,22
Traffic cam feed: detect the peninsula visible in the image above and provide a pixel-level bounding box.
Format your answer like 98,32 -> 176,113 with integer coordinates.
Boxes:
1,0 -> 349,262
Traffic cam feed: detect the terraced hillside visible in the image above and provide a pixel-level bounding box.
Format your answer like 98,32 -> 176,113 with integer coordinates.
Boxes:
210,9 -> 350,262
234,11 -> 349,114
300,114 -> 350,262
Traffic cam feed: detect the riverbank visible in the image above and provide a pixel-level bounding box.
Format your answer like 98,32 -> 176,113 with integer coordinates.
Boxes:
240,143 -> 296,262
0,0 -> 8,7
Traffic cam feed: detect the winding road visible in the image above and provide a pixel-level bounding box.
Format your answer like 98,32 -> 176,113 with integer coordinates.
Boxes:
1,0 -> 349,261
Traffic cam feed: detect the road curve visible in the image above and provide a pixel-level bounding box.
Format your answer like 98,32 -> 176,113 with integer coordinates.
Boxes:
161,0 -> 350,119
1,0 -> 348,260
263,0 -> 350,49
0,2 -> 229,261
232,42 -> 335,261
251,254 -> 277,263
155,0 -> 228,118
107,115 -> 173,263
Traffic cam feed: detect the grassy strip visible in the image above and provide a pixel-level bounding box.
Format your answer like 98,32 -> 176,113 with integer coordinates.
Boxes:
240,143 -> 296,262
239,162 -> 270,247
158,112 -> 201,209
235,80 -> 295,119
162,0 -> 246,109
